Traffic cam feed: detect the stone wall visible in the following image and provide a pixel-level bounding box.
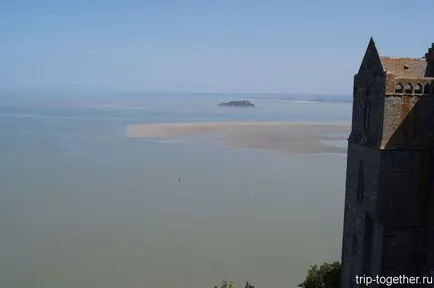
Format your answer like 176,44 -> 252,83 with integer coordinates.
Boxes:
376,150 -> 430,274
341,143 -> 382,287
341,40 -> 434,287
381,94 -> 434,149
350,73 -> 385,148
378,150 -> 428,226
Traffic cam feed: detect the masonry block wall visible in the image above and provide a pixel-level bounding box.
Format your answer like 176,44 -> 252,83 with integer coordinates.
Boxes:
340,39 -> 434,288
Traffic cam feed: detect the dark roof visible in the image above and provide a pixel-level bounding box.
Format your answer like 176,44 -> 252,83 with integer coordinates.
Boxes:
380,57 -> 427,78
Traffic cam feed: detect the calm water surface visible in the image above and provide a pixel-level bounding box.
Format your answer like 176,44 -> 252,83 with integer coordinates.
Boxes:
0,94 -> 351,287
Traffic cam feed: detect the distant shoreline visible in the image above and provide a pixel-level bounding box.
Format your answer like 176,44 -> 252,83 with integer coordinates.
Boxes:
125,121 -> 350,154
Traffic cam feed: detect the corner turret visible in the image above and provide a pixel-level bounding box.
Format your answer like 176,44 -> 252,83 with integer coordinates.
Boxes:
425,43 -> 434,77
425,43 -> 434,62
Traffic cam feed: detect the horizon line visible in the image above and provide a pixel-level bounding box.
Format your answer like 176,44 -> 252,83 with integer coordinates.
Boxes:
0,90 -> 352,97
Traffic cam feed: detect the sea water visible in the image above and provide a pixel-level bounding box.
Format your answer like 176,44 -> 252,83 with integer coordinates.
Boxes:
0,93 -> 351,288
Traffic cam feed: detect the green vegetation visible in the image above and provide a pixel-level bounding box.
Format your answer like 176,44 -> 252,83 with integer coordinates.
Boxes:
298,261 -> 341,288
214,261 -> 341,288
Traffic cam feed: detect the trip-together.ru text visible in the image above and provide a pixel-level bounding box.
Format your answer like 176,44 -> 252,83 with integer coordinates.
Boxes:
355,275 -> 434,286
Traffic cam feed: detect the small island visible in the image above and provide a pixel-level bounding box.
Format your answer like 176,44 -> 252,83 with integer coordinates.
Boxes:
217,100 -> 255,107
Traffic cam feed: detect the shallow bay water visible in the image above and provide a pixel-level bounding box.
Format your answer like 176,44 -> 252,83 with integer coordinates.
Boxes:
0,94 -> 351,287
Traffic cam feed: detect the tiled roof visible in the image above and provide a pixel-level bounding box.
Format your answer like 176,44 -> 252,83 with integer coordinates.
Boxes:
380,57 -> 428,78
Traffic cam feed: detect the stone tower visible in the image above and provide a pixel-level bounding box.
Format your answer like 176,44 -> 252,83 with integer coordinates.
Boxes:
340,39 -> 434,287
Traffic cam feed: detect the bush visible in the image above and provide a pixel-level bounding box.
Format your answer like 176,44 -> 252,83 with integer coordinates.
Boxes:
214,261 -> 340,288
298,261 -> 341,288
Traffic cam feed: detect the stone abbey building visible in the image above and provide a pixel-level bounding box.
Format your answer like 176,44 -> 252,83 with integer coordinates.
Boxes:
340,39 -> 434,287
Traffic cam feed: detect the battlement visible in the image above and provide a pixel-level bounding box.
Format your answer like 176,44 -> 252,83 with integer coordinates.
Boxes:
388,78 -> 434,96
425,43 -> 434,62
378,45 -> 434,95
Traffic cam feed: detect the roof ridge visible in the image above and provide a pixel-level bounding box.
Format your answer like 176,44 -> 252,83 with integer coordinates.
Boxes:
380,56 -> 425,60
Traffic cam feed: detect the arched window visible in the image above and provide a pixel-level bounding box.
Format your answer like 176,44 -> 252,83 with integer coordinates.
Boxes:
363,101 -> 370,131
357,161 -> 364,201
404,83 -> 413,94
414,83 -> 423,94
395,83 -> 403,93
363,87 -> 371,132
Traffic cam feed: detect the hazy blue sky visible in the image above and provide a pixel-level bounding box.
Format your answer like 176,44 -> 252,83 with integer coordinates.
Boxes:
0,0 -> 433,95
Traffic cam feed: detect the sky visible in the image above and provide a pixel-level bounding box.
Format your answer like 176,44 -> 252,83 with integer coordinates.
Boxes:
0,0 -> 433,95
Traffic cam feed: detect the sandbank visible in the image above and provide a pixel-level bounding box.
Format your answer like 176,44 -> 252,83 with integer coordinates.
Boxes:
125,122 -> 350,154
